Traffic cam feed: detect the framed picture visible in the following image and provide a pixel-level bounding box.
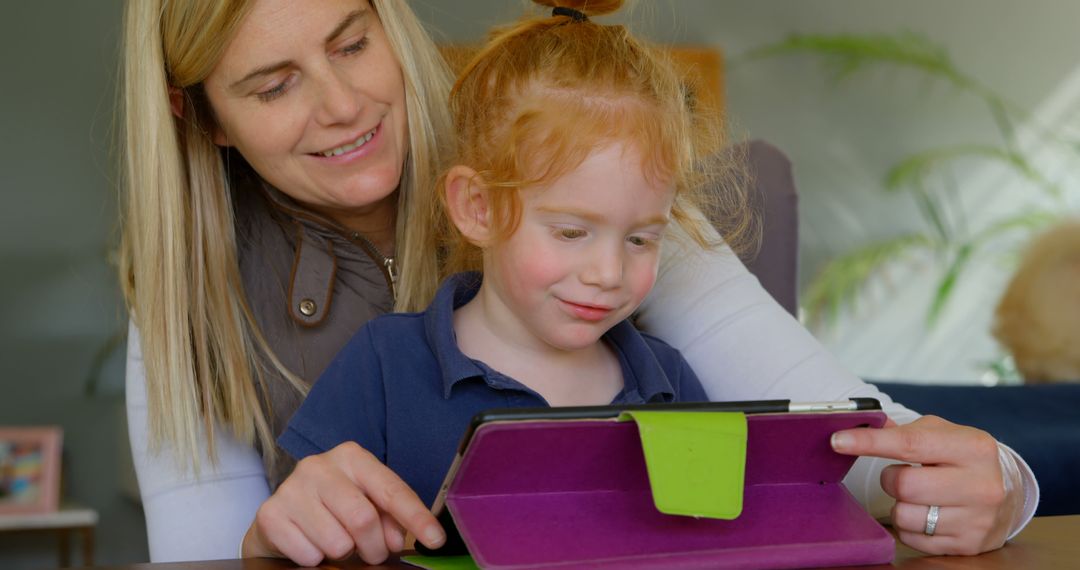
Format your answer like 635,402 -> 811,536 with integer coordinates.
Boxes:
0,427 -> 62,515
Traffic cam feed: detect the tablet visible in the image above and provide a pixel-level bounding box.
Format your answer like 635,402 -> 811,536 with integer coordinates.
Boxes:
419,398 -> 883,556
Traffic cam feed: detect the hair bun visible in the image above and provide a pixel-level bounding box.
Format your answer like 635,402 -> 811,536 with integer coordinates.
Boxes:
532,0 -> 625,18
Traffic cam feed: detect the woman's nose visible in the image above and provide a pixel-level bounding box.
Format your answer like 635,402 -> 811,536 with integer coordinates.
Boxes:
312,68 -> 361,127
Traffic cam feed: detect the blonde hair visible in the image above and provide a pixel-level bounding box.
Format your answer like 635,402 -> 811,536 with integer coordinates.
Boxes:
118,0 -> 452,468
437,0 -> 751,276
993,220 -> 1080,383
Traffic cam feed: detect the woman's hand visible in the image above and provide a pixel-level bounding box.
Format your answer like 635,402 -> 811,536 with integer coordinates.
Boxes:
241,442 -> 445,566
831,415 -> 1024,555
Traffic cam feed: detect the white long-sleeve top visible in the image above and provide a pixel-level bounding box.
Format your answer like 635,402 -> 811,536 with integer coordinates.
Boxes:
126,237 -> 1038,562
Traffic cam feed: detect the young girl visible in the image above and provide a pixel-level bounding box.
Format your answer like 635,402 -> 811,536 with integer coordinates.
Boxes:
278,0 -> 735,526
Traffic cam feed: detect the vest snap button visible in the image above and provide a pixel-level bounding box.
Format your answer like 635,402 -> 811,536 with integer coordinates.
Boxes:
298,299 -> 317,316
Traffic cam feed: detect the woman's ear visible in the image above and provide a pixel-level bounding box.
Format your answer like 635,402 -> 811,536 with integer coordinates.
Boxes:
168,86 -> 185,119
210,126 -> 230,147
444,165 -> 493,246
169,85 -> 230,146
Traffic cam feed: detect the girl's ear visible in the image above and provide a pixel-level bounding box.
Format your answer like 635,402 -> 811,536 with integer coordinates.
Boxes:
444,165 -> 493,246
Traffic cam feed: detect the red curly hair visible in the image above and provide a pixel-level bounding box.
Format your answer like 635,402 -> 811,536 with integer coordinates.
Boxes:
438,0 -> 752,276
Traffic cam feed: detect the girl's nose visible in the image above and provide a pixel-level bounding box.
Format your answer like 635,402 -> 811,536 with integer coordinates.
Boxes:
580,242 -> 623,290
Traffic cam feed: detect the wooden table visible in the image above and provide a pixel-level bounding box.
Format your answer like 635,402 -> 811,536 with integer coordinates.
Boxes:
81,515 -> 1079,570
0,505 -> 98,567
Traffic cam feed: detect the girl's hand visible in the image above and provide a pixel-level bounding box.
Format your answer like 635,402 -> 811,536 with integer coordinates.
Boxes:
831,415 -> 1024,555
240,442 -> 445,566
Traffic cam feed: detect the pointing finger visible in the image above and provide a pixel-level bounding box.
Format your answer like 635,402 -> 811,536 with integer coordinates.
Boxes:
831,416 -> 998,467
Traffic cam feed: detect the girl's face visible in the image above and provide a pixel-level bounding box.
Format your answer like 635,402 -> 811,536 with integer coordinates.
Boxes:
203,0 -> 408,224
481,142 -> 674,352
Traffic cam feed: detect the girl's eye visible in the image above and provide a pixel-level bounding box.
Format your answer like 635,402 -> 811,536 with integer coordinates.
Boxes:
557,228 -> 587,240
341,36 -> 370,56
627,235 -> 656,248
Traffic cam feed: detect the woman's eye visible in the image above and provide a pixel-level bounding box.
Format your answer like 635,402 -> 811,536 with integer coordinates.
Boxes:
341,36 -> 370,56
256,83 -> 287,102
255,75 -> 294,103
627,235 -> 655,247
557,228 -> 587,240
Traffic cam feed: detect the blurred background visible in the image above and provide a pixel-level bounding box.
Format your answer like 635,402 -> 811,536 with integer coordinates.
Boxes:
2,1 -> 1078,567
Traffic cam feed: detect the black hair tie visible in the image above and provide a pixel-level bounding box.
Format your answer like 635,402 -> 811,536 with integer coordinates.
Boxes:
552,6 -> 589,22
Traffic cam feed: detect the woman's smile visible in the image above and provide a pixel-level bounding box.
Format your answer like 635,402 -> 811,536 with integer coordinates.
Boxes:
312,124 -> 379,158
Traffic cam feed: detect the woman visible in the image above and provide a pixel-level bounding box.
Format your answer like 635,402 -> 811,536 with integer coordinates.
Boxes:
120,0 -> 1036,565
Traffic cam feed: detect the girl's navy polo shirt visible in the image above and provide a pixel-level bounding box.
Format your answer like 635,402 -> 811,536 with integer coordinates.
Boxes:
278,272 -> 708,507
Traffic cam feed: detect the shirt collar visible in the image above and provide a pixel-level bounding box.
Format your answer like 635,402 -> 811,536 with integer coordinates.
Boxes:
605,319 -> 677,404
424,272 -> 488,399
424,272 -> 676,403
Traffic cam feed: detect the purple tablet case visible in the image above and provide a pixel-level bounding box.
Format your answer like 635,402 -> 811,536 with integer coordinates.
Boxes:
445,411 -> 894,569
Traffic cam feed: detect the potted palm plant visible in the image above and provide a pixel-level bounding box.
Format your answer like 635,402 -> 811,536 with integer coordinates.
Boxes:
746,33 -> 1071,331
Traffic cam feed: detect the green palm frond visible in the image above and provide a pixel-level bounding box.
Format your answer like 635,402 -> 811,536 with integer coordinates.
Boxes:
972,210 -> 1062,245
919,210 -> 1059,326
744,33 -> 973,89
908,179 -> 952,243
802,234 -> 936,327
982,353 -> 1021,384
926,243 -> 973,326
884,145 -> 1045,192
743,33 -> 1023,148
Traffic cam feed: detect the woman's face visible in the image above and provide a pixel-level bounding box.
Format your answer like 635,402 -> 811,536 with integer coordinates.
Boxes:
203,0 -> 408,222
